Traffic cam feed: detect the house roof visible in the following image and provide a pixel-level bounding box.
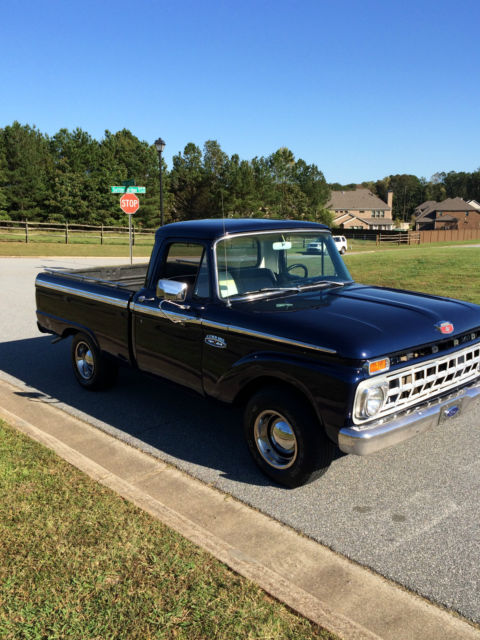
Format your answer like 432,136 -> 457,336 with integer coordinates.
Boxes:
358,218 -> 394,226
415,197 -> 478,220
327,189 -> 390,211
414,202 -> 437,220
414,200 -> 437,216
434,214 -> 457,222
333,212 -> 380,227
435,197 -> 478,212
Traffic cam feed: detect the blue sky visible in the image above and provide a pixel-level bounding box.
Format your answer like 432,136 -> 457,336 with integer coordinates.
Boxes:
1,0 -> 478,183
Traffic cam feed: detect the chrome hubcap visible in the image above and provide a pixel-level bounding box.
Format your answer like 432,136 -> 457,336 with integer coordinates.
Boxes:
75,341 -> 94,380
254,410 -> 298,469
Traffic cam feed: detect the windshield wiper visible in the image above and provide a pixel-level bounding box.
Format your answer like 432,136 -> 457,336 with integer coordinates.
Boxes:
297,280 -> 346,291
229,286 -> 300,300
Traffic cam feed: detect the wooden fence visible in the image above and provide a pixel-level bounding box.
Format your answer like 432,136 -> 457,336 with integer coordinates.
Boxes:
376,231 -> 421,245
418,229 -> 480,243
1,219 -> 479,246
335,227 -> 480,245
0,220 -> 157,245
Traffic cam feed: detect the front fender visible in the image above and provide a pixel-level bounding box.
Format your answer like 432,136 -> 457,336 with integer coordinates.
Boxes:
211,350 -> 361,443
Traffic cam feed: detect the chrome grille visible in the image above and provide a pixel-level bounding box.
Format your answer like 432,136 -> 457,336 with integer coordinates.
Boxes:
354,343 -> 480,425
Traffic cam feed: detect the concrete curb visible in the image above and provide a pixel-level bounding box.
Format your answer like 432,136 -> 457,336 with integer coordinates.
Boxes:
0,378 -> 478,640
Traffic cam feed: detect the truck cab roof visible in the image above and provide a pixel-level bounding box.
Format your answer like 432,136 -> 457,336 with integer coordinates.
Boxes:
154,218 -> 330,242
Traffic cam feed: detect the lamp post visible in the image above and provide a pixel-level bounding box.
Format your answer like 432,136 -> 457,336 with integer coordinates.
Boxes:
154,138 -> 166,226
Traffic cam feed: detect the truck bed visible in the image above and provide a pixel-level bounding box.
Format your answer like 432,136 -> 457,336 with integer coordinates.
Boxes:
43,263 -> 148,293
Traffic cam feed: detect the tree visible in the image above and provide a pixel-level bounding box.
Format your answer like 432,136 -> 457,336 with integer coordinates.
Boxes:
1,122 -> 51,220
373,174 -> 425,221
46,128 -> 100,223
202,140 -> 229,216
222,154 -> 261,216
443,171 -> 470,200
98,129 -> 166,227
293,159 -> 331,223
0,137 -> 9,219
423,173 -> 446,202
0,123 -> 338,227
169,143 -> 209,220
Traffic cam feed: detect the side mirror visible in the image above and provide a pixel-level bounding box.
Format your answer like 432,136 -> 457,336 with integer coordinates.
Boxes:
156,279 -> 188,302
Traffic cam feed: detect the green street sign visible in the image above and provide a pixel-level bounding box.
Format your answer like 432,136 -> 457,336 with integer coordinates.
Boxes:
111,186 -> 146,194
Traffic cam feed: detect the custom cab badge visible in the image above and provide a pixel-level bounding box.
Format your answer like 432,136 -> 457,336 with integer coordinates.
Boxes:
436,321 -> 454,335
205,334 -> 227,349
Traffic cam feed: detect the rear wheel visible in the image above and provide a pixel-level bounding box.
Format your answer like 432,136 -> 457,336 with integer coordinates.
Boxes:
71,332 -> 118,390
244,387 -> 335,488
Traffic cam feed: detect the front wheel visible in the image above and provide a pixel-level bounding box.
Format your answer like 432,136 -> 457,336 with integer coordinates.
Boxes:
243,387 -> 334,488
71,332 -> 118,390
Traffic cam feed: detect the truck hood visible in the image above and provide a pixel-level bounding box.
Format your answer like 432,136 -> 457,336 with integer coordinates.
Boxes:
232,283 -> 480,359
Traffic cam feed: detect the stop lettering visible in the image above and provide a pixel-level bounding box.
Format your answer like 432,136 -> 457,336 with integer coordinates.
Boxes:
120,193 -> 140,214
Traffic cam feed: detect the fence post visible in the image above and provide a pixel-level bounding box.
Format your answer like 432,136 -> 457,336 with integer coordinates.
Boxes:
376,234 -> 379,246
65,222 -> 69,244
25,220 -> 29,243
101,225 -> 104,245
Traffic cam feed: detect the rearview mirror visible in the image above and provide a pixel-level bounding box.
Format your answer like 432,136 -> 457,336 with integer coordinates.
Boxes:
273,241 -> 292,250
156,279 -> 188,302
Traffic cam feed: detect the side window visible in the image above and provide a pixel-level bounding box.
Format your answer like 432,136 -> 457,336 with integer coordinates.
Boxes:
161,243 -> 210,298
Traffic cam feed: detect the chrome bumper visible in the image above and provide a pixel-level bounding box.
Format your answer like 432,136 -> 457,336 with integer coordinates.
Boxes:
338,379 -> 480,455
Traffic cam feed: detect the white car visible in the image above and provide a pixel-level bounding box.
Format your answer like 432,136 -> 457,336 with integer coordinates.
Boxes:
333,235 -> 347,254
306,241 -> 326,253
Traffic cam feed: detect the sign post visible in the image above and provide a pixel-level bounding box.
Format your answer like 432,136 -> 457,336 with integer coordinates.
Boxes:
119,193 -> 140,264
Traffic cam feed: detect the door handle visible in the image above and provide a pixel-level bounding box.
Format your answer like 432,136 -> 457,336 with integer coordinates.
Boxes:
137,295 -> 155,303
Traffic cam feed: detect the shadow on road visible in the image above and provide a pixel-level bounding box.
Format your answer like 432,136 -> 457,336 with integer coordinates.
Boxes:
0,335 -> 284,487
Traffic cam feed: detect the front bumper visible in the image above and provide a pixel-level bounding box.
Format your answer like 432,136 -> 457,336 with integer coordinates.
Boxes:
338,379 -> 480,455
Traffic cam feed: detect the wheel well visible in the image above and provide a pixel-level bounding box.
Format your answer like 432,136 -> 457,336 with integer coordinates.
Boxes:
234,376 -> 320,422
62,328 -> 78,339
62,328 -> 101,351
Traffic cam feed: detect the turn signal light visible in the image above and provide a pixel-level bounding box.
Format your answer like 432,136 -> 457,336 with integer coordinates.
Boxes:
367,358 -> 390,375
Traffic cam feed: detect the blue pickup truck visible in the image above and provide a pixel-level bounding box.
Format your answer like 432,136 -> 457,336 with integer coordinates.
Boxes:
35,219 -> 480,487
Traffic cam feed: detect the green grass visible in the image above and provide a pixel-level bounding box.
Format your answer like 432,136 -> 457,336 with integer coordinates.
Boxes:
345,245 -> 480,304
0,241 -> 153,257
0,420 -> 335,640
347,238 -> 480,252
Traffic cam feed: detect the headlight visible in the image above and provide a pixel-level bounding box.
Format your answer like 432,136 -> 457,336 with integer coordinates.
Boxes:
355,382 -> 388,419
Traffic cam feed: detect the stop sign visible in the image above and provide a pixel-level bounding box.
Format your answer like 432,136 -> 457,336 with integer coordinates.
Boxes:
119,193 -> 140,214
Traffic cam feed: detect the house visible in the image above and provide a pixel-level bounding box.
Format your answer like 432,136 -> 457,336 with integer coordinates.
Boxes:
414,198 -> 480,230
327,189 -> 394,230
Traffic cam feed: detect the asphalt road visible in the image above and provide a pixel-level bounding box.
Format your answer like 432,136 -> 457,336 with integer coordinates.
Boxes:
1,256 -> 480,624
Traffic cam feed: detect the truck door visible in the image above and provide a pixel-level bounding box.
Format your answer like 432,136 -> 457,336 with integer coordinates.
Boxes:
132,242 -> 209,393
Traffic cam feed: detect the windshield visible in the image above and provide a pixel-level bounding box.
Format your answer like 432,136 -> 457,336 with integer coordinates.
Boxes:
215,231 -> 353,299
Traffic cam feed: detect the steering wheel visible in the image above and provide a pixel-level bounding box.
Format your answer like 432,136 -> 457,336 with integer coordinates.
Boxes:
286,263 -> 308,278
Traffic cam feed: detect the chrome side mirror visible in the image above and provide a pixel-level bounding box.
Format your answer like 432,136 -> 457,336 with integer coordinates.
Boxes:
156,279 -> 188,302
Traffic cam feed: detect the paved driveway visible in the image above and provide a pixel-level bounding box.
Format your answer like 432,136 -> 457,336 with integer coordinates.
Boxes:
1,256 -> 480,624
